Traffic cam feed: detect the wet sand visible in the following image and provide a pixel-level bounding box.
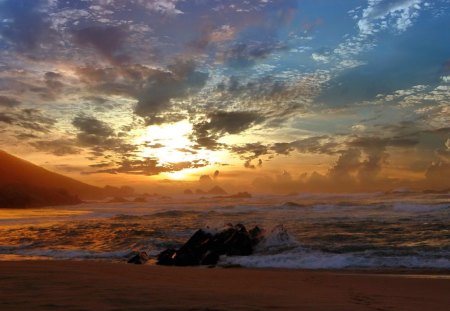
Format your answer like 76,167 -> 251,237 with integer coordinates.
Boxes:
0,260 -> 449,311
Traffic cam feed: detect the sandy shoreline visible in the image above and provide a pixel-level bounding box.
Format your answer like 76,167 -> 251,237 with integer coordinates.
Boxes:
0,261 -> 449,310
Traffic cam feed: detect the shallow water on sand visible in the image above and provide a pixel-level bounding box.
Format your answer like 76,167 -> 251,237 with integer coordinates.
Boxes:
0,192 -> 449,269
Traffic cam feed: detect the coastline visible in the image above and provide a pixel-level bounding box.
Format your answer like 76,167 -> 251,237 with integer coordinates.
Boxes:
1,260 -> 449,311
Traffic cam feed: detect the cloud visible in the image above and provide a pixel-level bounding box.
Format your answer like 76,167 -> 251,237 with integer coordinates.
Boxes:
89,0 -> 183,15
132,0 -> 183,15
328,148 -> 362,182
135,61 -> 208,122
76,61 -> 208,123
192,111 -> 262,149
72,114 -> 115,146
213,73 -> 324,127
358,0 -> 423,36
0,108 -> 56,132
222,41 -> 287,68
0,95 -> 20,107
92,158 -> 208,176
29,138 -> 81,156
272,136 -> 340,156
70,114 -> 142,159
72,26 -> 130,63
348,136 -> 419,149
230,143 -> 269,169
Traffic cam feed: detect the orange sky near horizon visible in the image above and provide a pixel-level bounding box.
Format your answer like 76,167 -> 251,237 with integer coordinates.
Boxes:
0,0 -> 449,194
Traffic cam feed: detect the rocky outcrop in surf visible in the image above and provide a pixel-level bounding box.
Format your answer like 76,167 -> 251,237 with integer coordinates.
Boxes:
127,251 -> 149,264
156,224 -> 264,266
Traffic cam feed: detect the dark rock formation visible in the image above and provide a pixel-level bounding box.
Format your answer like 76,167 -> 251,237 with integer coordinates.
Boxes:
156,248 -> 177,265
207,186 -> 227,195
127,251 -> 149,264
282,201 -> 305,208
183,189 -> 193,195
156,224 -> 264,266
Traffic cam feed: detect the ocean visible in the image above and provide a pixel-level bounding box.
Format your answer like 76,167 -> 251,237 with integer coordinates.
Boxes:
0,192 -> 449,269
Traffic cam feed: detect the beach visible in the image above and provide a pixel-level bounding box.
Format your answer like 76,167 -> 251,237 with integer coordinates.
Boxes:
1,261 -> 449,311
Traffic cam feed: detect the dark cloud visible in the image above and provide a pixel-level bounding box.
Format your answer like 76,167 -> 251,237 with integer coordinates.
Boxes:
70,114 -> 143,160
0,108 -> 56,132
29,139 -> 81,156
217,75 -> 288,99
230,143 -> 269,169
328,148 -> 362,183
82,96 -> 109,105
0,114 -> 14,124
72,114 -> 115,146
214,75 -> 319,128
349,136 -> 419,149
0,95 -> 20,107
135,61 -> 208,123
72,26 -> 130,64
271,136 -> 340,156
192,111 -> 262,149
0,0 -> 56,52
92,158 -> 208,176
271,142 -> 294,155
40,71 -> 65,100
76,61 -> 208,123
223,41 -> 287,68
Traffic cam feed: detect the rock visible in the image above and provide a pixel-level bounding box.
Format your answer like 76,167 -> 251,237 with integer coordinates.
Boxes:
174,229 -> 213,266
201,250 -> 220,265
249,226 -> 265,245
282,201 -> 304,208
207,186 -> 227,195
156,248 -> 177,266
195,189 -> 206,195
183,189 -> 193,195
127,251 -> 149,264
157,224 -> 263,267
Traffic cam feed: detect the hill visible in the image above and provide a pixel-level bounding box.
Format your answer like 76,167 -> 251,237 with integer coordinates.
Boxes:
0,150 -> 103,200
0,184 -> 82,208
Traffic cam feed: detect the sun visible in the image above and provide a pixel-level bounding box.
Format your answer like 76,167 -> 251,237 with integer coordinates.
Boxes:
135,120 -> 193,164
133,120 -> 226,180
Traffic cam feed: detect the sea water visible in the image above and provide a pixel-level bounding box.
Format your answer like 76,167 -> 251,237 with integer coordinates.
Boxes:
0,192 -> 449,269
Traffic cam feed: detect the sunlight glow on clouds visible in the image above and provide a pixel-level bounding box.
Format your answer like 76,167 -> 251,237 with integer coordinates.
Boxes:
0,0 -> 448,192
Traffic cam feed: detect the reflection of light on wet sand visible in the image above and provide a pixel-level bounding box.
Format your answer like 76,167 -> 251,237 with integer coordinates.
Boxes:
0,254 -> 52,261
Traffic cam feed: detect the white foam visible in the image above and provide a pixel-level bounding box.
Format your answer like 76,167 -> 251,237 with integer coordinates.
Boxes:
392,203 -> 449,213
256,225 -> 299,253
220,250 -> 450,269
4,248 -> 130,260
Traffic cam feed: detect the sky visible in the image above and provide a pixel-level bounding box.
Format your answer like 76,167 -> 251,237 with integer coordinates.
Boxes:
0,0 -> 449,193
